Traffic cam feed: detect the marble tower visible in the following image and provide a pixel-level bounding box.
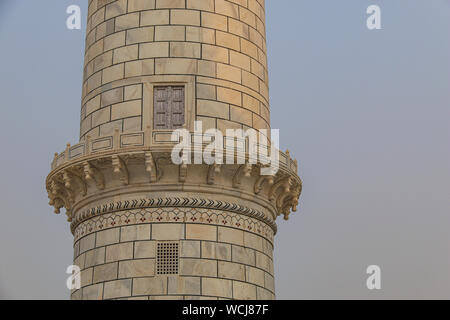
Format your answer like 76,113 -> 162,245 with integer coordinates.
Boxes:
46,0 -> 301,300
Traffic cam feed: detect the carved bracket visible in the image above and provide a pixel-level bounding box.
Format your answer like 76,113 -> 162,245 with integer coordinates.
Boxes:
83,161 -> 105,190
47,179 -> 74,221
207,164 -> 221,185
273,179 -> 302,220
269,176 -> 291,201
254,174 -> 274,194
145,152 -> 158,182
232,163 -> 252,188
112,155 -> 129,185
63,169 -> 87,196
179,163 -> 188,182
155,155 -> 173,181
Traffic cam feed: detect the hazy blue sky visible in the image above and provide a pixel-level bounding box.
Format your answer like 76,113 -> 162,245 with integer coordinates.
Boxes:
0,0 -> 449,299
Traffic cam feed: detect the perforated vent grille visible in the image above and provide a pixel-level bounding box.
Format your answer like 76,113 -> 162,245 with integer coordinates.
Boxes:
156,242 -> 179,275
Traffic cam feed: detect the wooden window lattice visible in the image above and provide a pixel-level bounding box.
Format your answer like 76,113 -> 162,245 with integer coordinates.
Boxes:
154,86 -> 185,130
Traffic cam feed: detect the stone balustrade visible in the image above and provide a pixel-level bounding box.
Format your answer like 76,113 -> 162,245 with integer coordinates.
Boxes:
50,128 -> 299,177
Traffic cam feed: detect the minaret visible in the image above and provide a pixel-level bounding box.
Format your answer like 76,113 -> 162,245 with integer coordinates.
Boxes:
46,0 -> 301,300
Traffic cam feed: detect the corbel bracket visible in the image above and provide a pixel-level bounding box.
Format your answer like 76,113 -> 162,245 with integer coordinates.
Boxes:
207,164 -> 221,185
179,163 -> 188,183
83,161 -> 105,190
144,152 -> 158,182
232,163 -> 252,188
269,176 -> 291,201
47,179 -> 74,221
254,172 -> 274,194
112,155 -> 129,185
63,169 -> 87,196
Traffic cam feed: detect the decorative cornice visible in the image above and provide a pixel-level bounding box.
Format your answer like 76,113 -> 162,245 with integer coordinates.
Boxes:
73,206 -> 275,244
49,129 -> 299,179
70,197 -> 277,234
46,129 -> 302,223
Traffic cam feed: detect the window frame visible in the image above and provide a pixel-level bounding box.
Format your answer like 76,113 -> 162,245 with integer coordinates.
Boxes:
143,75 -> 195,146
153,85 -> 186,130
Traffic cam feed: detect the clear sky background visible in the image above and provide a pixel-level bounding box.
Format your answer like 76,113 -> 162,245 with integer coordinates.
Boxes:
0,0 -> 449,299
